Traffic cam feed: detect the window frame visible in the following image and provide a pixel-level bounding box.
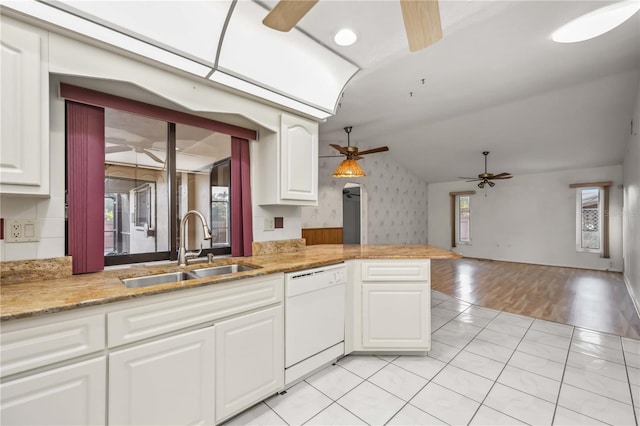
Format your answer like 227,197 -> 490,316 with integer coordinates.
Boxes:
569,181 -> 611,258
456,194 -> 472,245
63,84 -> 256,269
449,190 -> 475,248
575,187 -> 604,254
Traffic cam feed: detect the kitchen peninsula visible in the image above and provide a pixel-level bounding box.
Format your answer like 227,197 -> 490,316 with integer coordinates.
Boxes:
0,243 -> 459,425
1,243 -> 459,320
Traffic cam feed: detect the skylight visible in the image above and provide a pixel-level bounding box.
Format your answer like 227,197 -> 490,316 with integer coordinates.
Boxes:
552,1 -> 640,43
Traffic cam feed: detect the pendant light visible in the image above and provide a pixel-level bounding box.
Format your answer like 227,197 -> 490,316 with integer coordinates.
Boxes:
332,127 -> 365,178
333,159 -> 365,178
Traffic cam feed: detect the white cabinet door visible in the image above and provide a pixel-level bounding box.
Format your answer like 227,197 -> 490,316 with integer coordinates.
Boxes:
0,17 -> 49,195
215,305 -> 284,423
279,113 -> 318,202
1,357 -> 106,426
362,283 -> 430,349
109,326 -> 215,426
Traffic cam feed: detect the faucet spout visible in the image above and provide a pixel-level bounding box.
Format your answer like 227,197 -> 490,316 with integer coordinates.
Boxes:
178,210 -> 212,266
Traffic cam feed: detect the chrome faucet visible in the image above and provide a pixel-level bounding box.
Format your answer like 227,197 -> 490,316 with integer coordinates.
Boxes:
178,210 -> 212,266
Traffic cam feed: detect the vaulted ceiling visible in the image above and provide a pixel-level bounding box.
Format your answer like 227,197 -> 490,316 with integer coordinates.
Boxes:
286,0 -> 640,182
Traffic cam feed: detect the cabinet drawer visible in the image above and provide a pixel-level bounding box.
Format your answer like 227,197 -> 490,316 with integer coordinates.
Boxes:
1,314 -> 105,378
108,274 -> 283,347
1,357 -> 106,426
361,260 -> 430,282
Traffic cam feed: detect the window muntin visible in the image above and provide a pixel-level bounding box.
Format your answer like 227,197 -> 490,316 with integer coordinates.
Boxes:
456,195 -> 471,245
577,187 -> 602,252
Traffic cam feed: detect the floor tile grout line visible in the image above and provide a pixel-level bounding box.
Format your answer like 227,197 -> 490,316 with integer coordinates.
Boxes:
550,325 -> 575,425
304,401 -> 370,426
622,346 -> 640,426
399,302 -> 521,424
465,314 -> 537,426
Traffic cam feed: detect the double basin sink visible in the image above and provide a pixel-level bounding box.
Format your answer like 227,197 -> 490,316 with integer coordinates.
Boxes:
122,264 -> 259,289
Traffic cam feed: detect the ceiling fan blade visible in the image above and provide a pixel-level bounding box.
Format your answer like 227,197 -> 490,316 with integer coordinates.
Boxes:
458,177 -> 479,180
263,0 -> 319,32
465,179 -> 483,182
105,146 -> 132,154
400,0 -> 443,52
144,149 -> 164,164
330,144 -> 349,155
491,175 -> 513,180
357,146 -> 389,155
351,156 -> 364,161
490,172 -> 512,179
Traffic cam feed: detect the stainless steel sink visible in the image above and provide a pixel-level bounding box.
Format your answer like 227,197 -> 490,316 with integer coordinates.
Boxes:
187,264 -> 260,279
122,271 -> 195,288
121,264 -> 260,288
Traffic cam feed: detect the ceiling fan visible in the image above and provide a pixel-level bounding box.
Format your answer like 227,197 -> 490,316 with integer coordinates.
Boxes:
321,127 -> 389,178
262,0 -> 443,52
459,151 -> 513,188
105,139 -> 164,164
326,126 -> 389,159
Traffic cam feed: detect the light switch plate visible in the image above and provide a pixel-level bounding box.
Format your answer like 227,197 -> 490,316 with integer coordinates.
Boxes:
263,217 -> 275,231
5,219 -> 40,243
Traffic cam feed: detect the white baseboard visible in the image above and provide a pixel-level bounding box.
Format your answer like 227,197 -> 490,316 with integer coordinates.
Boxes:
624,273 -> 640,319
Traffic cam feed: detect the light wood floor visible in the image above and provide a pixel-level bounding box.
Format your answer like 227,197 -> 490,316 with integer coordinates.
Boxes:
431,258 -> 640,339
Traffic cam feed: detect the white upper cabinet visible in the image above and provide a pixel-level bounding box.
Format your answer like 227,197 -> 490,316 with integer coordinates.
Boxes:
0,18 -> 49,196
280,114 -> 318,202
257,113 -> 318,206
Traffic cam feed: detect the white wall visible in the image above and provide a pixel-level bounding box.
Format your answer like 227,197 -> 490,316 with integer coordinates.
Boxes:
623,87 -> 640,313
0,24 -> 305,261
428,165 -> 624,271
0,81 -> 66,261
302,149 -> 428,244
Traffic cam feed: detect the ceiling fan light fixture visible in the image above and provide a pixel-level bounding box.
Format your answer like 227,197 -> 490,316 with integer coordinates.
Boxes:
334,28 -> 357,46
333,159 -> 365,178
552,1 -> 640,43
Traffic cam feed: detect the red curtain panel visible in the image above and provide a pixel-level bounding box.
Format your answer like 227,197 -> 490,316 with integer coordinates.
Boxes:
231,137 -> 253,257
66,101 -> 105,274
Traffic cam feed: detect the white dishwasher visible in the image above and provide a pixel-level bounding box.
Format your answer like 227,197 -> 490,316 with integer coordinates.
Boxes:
284,263 -> 346,385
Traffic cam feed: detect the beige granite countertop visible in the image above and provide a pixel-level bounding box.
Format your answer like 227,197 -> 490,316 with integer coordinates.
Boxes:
0,244 -> 459,321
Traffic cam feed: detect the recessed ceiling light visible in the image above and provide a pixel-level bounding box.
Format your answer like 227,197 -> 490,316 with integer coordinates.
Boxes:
552,0 -> 640,43
334,28 -> 357,47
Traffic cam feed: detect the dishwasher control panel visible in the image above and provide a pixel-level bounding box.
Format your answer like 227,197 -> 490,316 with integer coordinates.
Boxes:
285,263 -> 346,297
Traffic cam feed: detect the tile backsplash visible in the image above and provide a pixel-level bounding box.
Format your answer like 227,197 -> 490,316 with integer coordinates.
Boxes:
0,195 -> 66,261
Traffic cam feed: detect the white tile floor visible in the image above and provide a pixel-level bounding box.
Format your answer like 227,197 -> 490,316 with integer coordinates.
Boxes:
223,291 -> 640,426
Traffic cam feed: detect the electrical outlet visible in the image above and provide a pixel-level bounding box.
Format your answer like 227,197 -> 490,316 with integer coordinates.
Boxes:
5,219 -> 40,243
263,217 -> 275,231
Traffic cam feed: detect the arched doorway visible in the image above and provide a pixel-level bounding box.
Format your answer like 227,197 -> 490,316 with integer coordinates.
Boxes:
342,183 -> 368,244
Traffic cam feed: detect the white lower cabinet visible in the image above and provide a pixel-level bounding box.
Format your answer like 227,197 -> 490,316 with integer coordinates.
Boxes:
108,326 -> 216,426
215,305 -> 284,423
362,283 -> 430,349
0,357 -> 106,426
